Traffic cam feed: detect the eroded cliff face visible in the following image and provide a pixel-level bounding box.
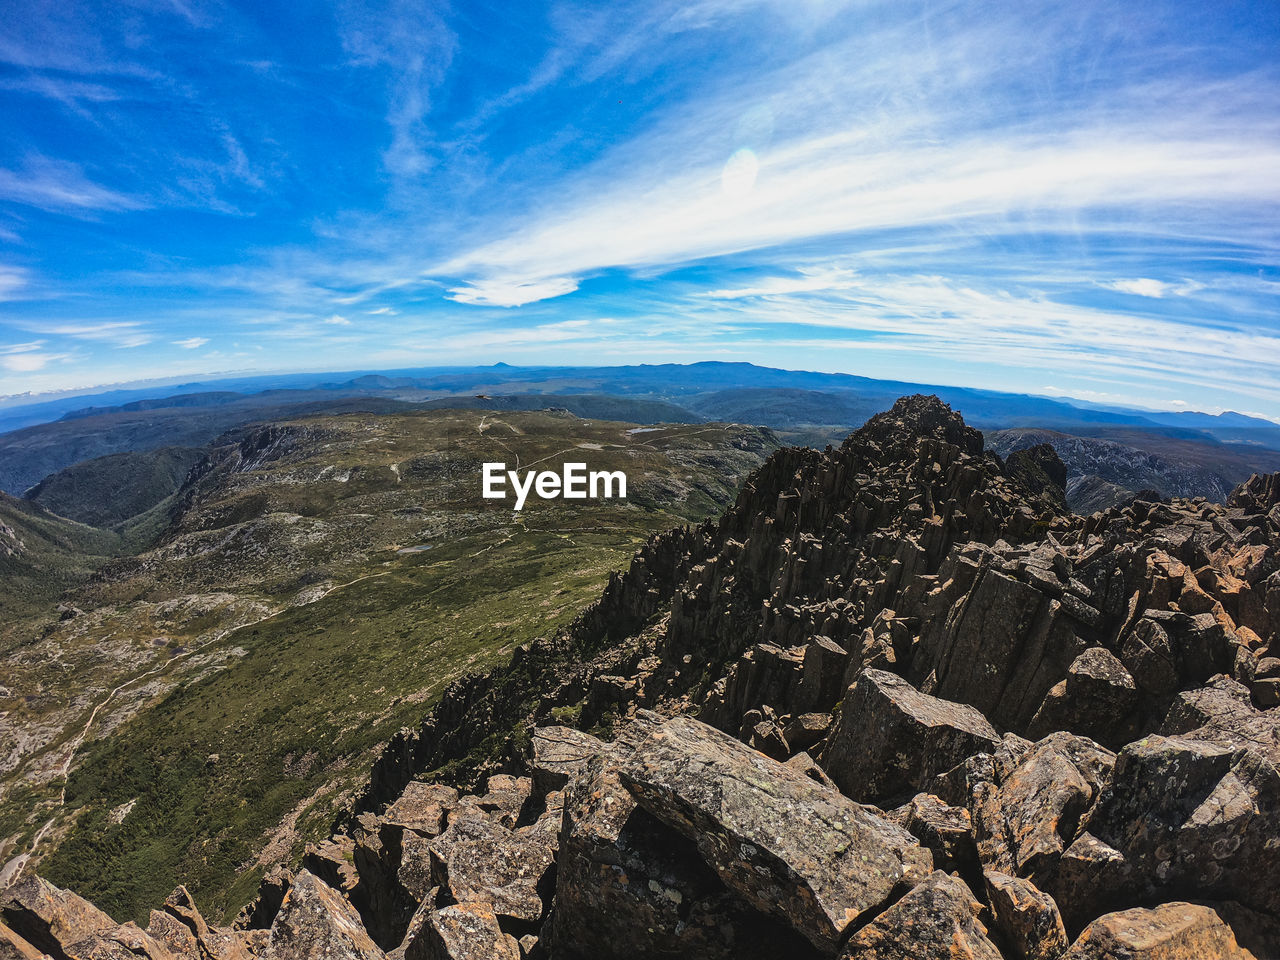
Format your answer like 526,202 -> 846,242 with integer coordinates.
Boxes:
6,395 -> 1280,960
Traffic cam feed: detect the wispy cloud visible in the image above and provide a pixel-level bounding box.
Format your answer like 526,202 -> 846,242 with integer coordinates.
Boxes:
0,74 -> 121,105
425,3 -> 1279,318
1101,278 -> 1206,299
435,128 -> 1279,304
0,157 -> 144,214
0,265 -> 29,300
42,321 -> 152,348
447,276 -> 580,307
337,0 -> 456,180
0,341 -> 71,372
173,336 -> 209,348
684,266 -> 1280,407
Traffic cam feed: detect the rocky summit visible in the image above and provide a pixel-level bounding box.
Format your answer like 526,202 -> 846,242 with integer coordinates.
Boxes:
4,394 -> 1279,960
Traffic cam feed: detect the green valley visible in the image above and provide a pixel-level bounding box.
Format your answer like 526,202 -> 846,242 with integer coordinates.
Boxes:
0,408 -> 776,920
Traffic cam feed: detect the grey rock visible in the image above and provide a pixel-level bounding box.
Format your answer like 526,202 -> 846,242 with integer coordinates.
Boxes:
1060,902 -> 1255,960
402,903 -> 519,960
983,869 -> 1069,960
1026,648 -> 1139,749
614,715 -> 932,952
525,727 -> 603,796
264,871 -> 383,960
823,669 -> 1000,804
838,871 -> 1003,960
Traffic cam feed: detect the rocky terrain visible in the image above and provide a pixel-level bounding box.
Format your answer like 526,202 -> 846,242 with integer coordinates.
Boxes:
4,395 -> 1279,959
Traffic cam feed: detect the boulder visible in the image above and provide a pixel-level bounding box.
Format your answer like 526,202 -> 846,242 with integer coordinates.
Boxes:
1159,674 -> 1280,765
1118,616 -> 1180,697
396,833 -> 435,906
300,838 -> 359,898
1,877 -> 116,960
794,636 -> 848,712
781,712 -> 831,753
0,922 -> 45,960
264,871 -> 383,960
524,727 -> 603,796
382,783 -> 459,837
1085,734 -> 1280,923
746,718 -> 789,760
838,871 -> 1004,960
63,924 -> 173,960
983,869 -> 1068,960
454,776 -> 530,830
914,568 -> 1084,731
823,669 -> 1000,804
1042,832 -> 1133,935
145,912 -> 199,958
552,714 -> 929,958
1025,647 -> 1139,748
1061,902 -> 1255,959
971,732 -> 1114,882
615,715 -> 933,952
426,813 -> 554,924
401,903 -> 520,960
783,750 -> 836,789
889,793 -> 978,879
552,752 -> 816,960
159,887 -> 250,960
1142,609 -> 1241,688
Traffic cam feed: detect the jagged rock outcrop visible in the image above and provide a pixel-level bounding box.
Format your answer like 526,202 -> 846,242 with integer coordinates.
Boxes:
10,395 -> 1280,960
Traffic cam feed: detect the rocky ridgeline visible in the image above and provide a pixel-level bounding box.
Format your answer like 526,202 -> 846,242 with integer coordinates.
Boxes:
5,395 -> 1280,960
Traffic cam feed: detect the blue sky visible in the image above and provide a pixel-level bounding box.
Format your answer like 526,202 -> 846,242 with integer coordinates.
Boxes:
1,0 -> 1278,417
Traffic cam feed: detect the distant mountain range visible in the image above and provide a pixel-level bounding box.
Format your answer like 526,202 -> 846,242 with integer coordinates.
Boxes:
2,362 -> 1278,508
985,428 -> 1280,512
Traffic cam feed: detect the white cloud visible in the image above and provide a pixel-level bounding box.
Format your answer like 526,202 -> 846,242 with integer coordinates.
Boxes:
173,336 -> 209,349
0,341 -> 44,354
446,276 -> 580,307
0,265 -> 29,300
1,353 -> 50,372
675,269 -> 1280,406
414,318 -> 607,352
435,129 -> 1280,306
1104,278 -> 1172,298
702,265 -> 860,299
0,342 -> 70,372
337,0 -> 456,180
322,314 -> 351,325
42,322 -> 150,347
